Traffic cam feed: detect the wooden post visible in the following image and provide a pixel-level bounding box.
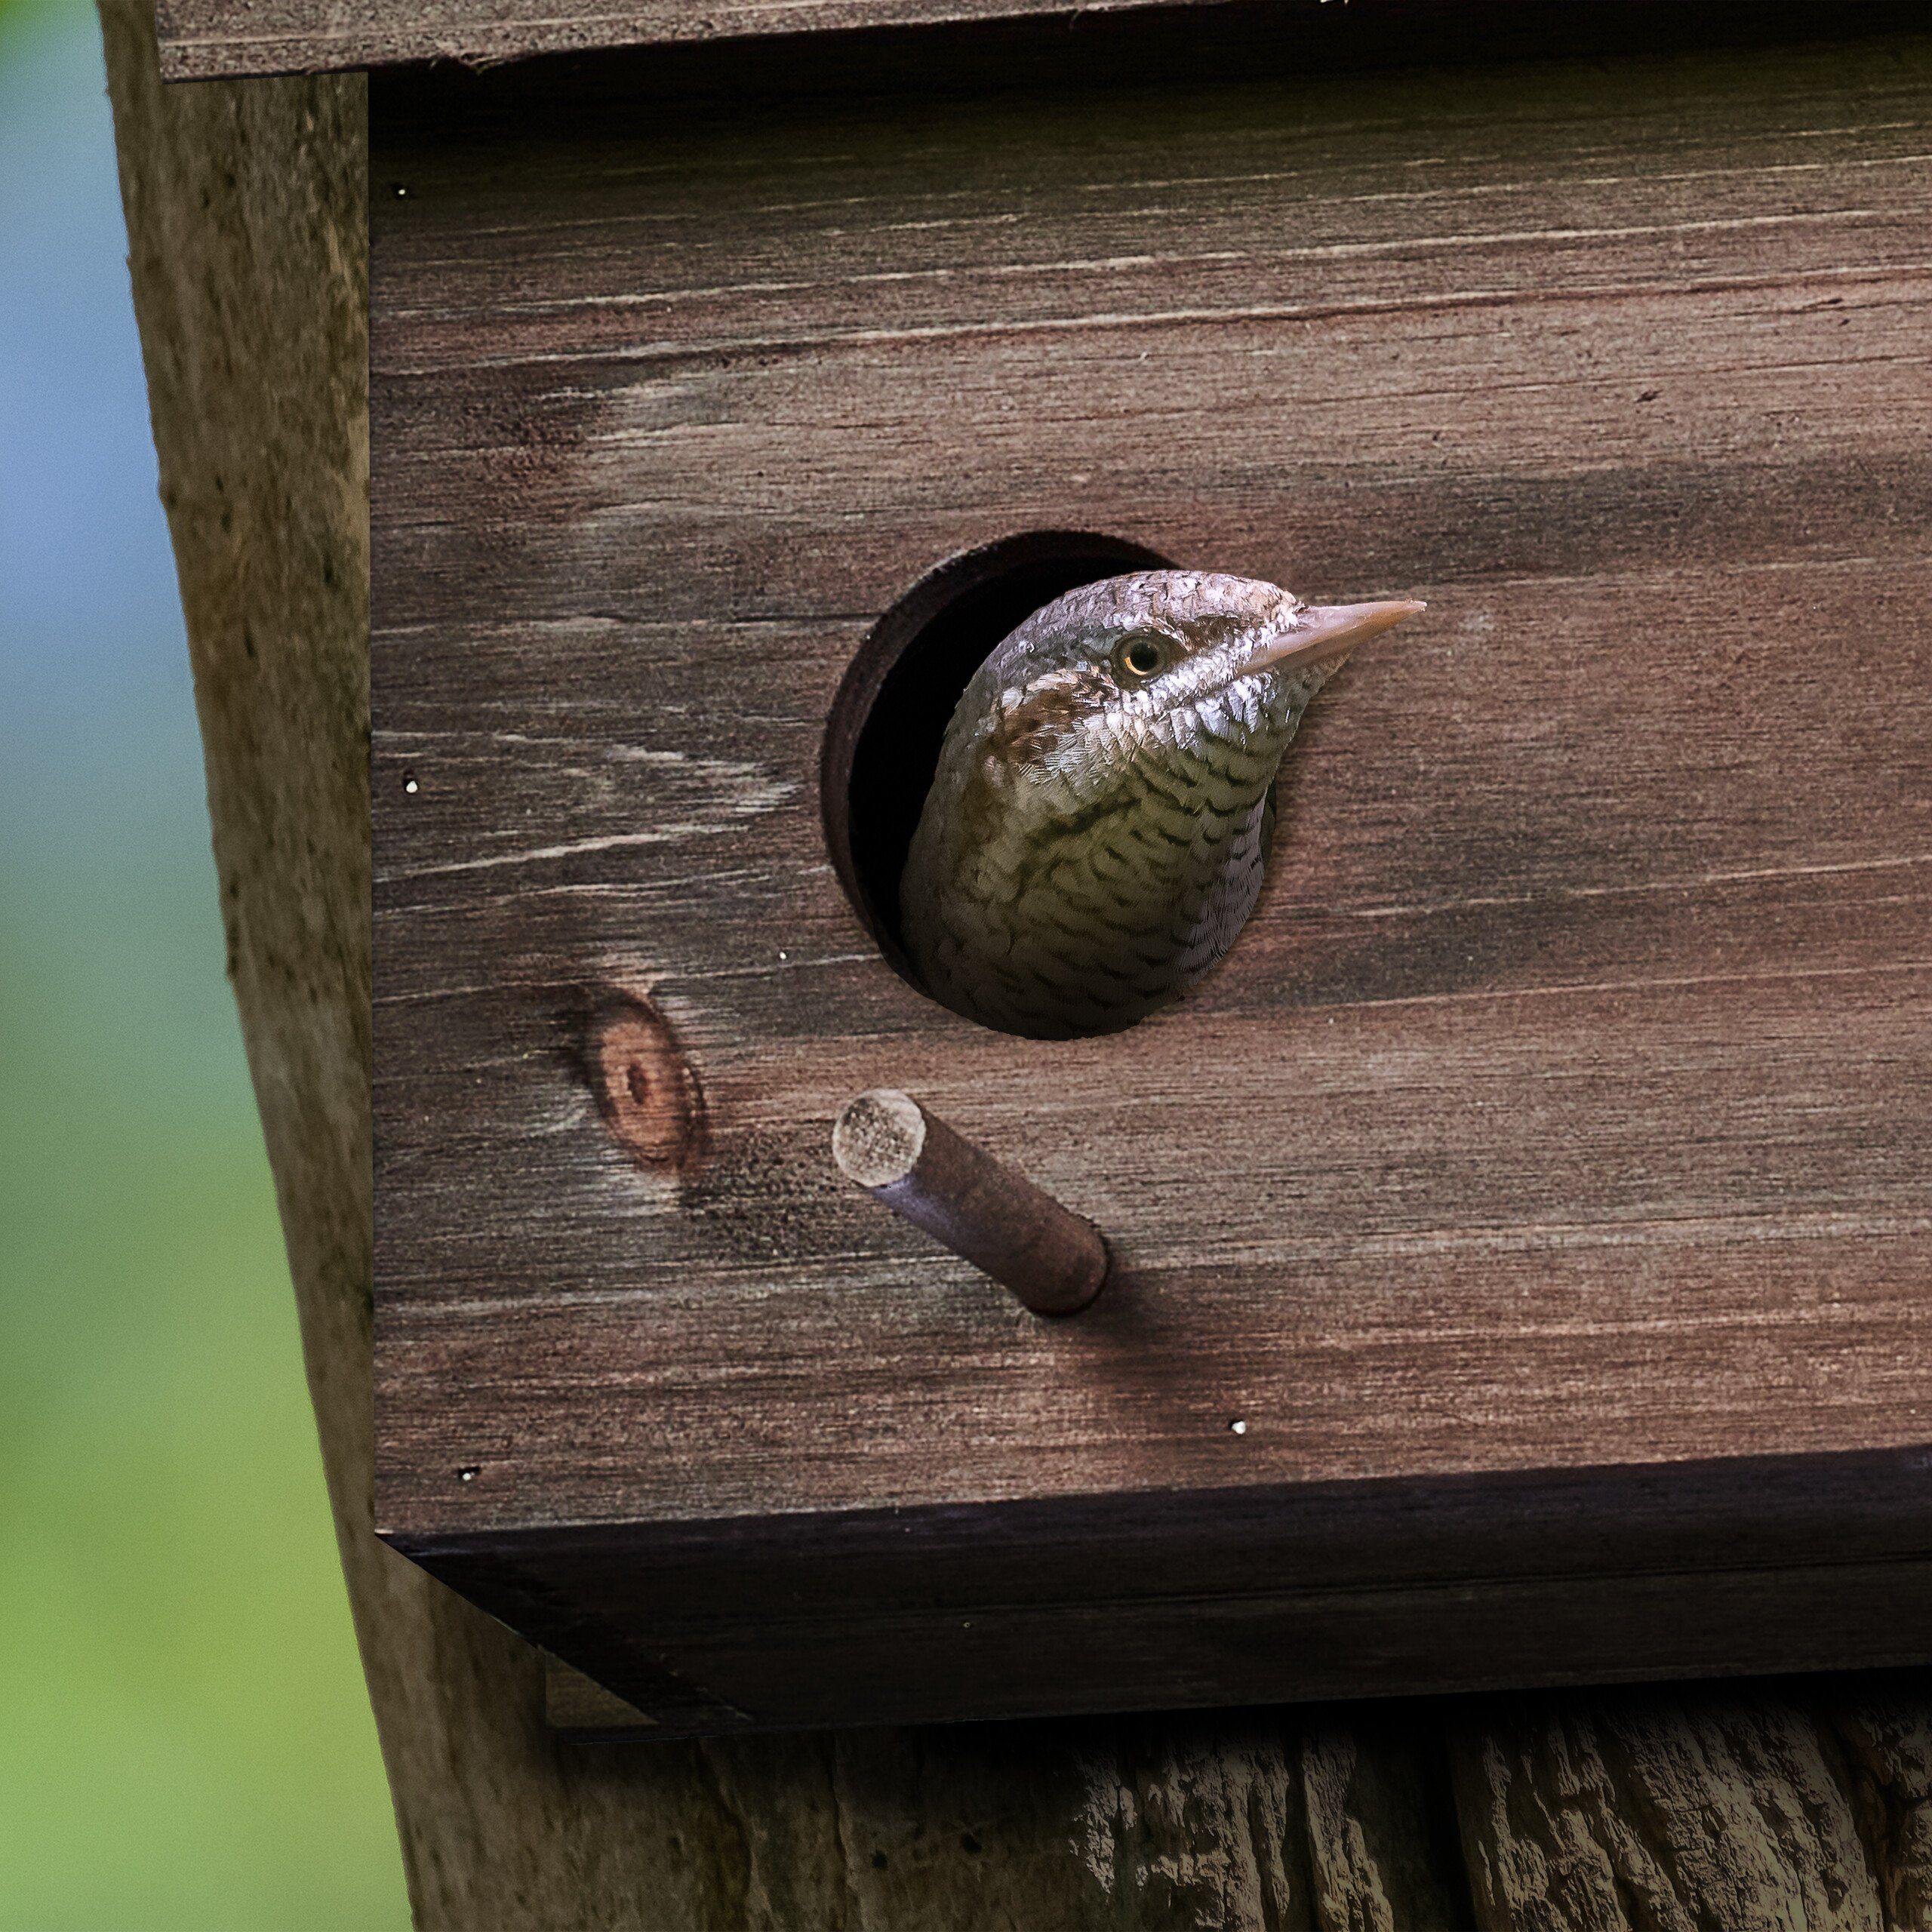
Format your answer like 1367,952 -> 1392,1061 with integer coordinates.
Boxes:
833,1089 -> 1109,1315
97,2 -> 1932,1924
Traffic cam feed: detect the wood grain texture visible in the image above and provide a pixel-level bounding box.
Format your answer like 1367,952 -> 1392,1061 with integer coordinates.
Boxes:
1830,1693 -> 1932,1927
153,0 -> 1232,82
370,23 -> 1932,1726
440,1448 -> 1932,1734
146,0 -> 1932,80
103,0 -> 1932,1918
1449,1684 -> 1906,1931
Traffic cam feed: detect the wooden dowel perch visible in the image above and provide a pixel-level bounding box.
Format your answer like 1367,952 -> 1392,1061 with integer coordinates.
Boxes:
832,1090 -> 1109,1315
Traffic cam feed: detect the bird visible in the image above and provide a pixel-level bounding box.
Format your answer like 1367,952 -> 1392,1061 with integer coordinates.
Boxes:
900,570 -> 1423,1039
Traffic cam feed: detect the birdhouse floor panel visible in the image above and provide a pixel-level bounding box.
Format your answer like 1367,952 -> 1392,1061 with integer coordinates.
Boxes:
371,26 -> 1932,1729
423,1451 -> 1932,1737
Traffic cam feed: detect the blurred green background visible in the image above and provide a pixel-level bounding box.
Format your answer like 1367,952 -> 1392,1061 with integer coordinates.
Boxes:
0,0 -> 409,1921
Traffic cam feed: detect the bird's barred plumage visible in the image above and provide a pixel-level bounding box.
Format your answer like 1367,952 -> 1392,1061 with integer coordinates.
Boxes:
900,571 -> 1421,1038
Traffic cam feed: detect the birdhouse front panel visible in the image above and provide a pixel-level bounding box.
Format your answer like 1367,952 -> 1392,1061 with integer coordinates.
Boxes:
370,30 -> 1932,1734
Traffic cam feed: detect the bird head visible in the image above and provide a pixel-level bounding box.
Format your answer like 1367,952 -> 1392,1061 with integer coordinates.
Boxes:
902,570 -> 1424,1038
934,571 -> 1423,828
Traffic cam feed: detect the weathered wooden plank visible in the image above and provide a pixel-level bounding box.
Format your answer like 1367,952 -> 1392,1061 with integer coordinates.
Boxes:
1301,1718 -> 1474,1930
1449,1686 -> 1889,1931
147,0 -> 1932,82
473,1550 -> 1932,1734
155,0 -> 1223,82
368,26 -> 1932,1725
1829,1686 -> 1932,1927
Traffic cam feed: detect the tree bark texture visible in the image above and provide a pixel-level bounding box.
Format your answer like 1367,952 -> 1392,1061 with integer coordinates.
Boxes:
97,3 -> 1932,1924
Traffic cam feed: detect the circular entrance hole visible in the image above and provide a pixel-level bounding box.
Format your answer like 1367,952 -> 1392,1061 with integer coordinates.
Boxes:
823,531 -> 1175,985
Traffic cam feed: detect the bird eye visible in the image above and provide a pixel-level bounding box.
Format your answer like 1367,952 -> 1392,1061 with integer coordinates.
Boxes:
1112,632 -> 1171,683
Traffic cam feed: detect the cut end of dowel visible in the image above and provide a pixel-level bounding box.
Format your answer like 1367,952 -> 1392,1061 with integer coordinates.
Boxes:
832,1088 -> 928,1189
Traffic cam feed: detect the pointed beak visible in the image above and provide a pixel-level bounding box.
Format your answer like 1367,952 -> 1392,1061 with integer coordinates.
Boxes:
1239,598 -> 1427,678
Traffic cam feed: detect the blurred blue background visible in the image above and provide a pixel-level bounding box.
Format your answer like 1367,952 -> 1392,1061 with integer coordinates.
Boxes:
0,0 -> 408,1921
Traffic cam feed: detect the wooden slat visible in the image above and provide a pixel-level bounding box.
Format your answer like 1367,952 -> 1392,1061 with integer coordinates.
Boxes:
531,1560 -> 1932,1737
155,0 -> 1224,81
147,0 -> 1932,80
445,1451 -> 1932,1731
371,31 -> 1932,1725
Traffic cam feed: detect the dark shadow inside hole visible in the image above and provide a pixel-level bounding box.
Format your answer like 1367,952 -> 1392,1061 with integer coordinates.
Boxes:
823,531 -> 1175,983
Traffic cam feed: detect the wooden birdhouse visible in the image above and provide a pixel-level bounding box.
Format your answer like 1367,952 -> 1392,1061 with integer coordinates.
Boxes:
156,0 -> 1932,1737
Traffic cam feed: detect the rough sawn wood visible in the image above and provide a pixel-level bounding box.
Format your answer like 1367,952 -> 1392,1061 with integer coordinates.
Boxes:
368,25 -> 1932,1727
100,0 -> 1932,1923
